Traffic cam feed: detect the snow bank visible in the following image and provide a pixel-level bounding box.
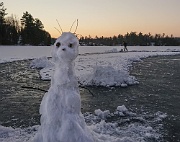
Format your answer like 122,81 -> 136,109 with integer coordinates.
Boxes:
0,105 -> 167,142
33,51 -> 180,87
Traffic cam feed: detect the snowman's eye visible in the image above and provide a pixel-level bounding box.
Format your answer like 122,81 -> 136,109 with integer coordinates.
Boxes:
56,42 -> 61,47
68,43 -> 73,48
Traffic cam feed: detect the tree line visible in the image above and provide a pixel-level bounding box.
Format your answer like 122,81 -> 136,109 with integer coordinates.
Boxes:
79,32 -> 180,46
0,2 -> 51,45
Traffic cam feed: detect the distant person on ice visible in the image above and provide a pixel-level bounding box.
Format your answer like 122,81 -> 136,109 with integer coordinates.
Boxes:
123,41 -> 128,52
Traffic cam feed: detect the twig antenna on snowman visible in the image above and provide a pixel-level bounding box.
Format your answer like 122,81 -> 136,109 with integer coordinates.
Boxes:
54,19 -> 79,35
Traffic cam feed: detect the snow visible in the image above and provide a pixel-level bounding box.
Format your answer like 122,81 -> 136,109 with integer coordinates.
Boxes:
117,105 -> 128,112
0,45 -> 179,142
0,106 -> 167,142
94,109 -> 110,120
0,125 -> 38,142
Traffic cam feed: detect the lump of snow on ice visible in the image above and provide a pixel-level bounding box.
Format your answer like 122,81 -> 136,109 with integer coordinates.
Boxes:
155,111 -> 167,121
114,105 -> 136,117
39,67 -> 54,80
30,56 -> 53,69
117,105 -> 128,112
94,109 -> 110,119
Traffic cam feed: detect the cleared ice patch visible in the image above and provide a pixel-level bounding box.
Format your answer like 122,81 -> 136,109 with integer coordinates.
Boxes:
0,105 -> 167,142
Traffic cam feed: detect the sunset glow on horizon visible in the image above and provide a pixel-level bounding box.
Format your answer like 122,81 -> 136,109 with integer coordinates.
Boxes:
3,0 -> 180,38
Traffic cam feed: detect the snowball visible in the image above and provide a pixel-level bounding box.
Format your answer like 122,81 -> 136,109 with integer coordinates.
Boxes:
121,83 -> 128,87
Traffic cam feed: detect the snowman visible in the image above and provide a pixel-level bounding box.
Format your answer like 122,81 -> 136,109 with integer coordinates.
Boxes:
33,32 -> 94,142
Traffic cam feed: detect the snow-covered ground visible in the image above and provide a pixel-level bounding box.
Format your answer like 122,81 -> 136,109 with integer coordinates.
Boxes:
0,45 -> 180,142
0,106 -> 167,142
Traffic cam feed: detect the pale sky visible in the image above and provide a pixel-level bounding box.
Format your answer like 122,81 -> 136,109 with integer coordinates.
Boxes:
3,0 -> 180,38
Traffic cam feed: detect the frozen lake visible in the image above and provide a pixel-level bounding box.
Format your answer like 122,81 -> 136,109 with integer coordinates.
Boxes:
0,45 -> 180,63
0,45 -> 180,142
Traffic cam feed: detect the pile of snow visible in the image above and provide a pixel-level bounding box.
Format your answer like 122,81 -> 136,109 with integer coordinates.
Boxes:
79,65 -> 139,87
116,105 -> 128,112
0,105 -> 167,142
94,109 -> 110,120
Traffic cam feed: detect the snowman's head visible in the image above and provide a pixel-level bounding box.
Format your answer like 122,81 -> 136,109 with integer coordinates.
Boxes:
52,32 -> 79,63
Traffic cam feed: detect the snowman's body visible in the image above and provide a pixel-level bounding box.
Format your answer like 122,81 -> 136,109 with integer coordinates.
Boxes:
34,32 -> 94,142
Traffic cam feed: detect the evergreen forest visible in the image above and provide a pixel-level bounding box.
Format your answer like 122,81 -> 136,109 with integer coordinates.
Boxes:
0,2 -> 51,45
